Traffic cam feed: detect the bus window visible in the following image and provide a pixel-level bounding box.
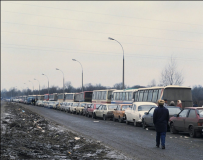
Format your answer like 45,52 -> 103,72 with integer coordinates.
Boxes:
129,92 -> 132,101
147,90 -> 153,102
126,92 -> 129,101
98,91 -> 101,100
139,91 -> 144,101
93,91 -> 95,99
103,91 -> 107,100
152,90 -> 158,102
157,89 -> 163,100
120,92 -> 123,100
143,90 -> 148,101
113,93 -> 116,100
101,91 -> 104,100
116,93 -> 119,100
134,92 -> 138,101
122,92 -> 126,101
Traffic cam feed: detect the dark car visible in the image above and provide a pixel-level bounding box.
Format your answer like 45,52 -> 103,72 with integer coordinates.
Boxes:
142,106 -> 181,130
82,103 -> 92,116
169,107 -> 203,138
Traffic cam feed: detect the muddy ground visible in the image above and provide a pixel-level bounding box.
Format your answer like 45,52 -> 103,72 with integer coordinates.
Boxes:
1,102 -> 129,160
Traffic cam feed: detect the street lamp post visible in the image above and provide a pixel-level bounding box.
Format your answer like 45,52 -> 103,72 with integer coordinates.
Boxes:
29,80 -> 34,95
56,68 -> 64,94
24,83 -> 29,96
108,37 -> 125,90
72,59 -> 83,92
42,74 -> 49,95
34,78 -> 40,95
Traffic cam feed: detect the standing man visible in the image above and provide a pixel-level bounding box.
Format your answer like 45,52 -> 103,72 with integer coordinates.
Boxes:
153,100 -> 169,149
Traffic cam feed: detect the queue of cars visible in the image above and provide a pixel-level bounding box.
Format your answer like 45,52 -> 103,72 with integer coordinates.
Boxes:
31,99 -> 203,138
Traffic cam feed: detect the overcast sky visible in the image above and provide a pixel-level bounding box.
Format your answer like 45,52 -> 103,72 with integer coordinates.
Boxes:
1,1 -> 203,91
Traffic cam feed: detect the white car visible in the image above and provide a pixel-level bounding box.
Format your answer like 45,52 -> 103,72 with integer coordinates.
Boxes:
36,100 -> 43,106
60,102 -> 68,111
125,102 -> 157,127
70,102 -> 79,114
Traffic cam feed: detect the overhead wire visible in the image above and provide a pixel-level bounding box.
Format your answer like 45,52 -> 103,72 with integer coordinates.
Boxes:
4,1 -> 203,26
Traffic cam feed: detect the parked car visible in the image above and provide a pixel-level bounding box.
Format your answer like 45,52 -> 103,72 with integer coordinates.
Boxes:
169,107 -> 203,138
70,102 -> 79,114
113,104 -> 132,123
142,106 -> 181,129
66,102 -> 73,113
48,101 -> 59,109
43,101 -> 49,108
93,104 -> 118,120
60,102 -> 68,111
36,100 -> 43,106
125,102 -> 157,127
76,102 -> 91,115
82,103 -> 92,116
86,103 -> 102,118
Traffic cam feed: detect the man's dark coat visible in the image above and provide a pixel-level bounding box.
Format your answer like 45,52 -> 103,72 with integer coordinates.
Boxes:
153,106 -> 169,132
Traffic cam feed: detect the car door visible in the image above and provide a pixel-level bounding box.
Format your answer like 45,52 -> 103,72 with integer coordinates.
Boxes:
174,109 -> 189,131
185,109 -> 197,132
114,105 -> 119,119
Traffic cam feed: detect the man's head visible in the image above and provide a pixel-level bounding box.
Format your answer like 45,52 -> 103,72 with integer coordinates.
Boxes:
158,99 -> 165,106
164,99 -> 167,103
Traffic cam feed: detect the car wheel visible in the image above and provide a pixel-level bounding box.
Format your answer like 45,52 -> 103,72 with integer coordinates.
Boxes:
126,117 -> 129,125
142,119 -> 147,129
93,113 -> 97,119
170,123 -> 178,134
119,116 -> 123,123
134,120 -> 139,127
189,126 -> 196,138
87,113 -> 90,118
103,115 -> 106,121
113,115 -> 116,122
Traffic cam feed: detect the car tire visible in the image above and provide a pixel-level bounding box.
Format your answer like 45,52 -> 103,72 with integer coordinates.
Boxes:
119,116 -> 123,123
103,115 -> 106,121
126,117 -> 129,125
113,115 -> 116,122
170,123 -> 178,134
134,120 -> 139,127
87,113 -> 90,118
142,119 -> 147,129
93,113 -> 97,119
189,126 -> 196,138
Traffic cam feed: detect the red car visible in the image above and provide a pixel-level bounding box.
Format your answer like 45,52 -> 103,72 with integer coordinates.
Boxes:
86,103 -> 102,118
169,107 -> 203,138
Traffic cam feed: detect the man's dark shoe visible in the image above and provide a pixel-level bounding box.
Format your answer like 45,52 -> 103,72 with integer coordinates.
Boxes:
156,144 -> 159,148
162,146 -> 165,149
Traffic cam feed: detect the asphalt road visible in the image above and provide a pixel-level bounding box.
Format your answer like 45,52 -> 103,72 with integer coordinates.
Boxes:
19,103 -> 203,160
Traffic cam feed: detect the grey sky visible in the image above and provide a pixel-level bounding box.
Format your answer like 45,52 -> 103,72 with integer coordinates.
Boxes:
1,1 -> 203,91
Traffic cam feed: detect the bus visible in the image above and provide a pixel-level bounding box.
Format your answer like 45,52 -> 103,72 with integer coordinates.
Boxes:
92,89 -> 116,103
64,93 -> 75,102
111,89 -> 138,104
74,91 -> 93,102
134,85 -> 193,108
36,95 -> 44,101
49,93 -> 58,101
44,94 -> 49,101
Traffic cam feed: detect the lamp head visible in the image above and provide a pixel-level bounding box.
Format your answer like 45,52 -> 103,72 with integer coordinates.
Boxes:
72,59 -> 76,61
56,68 -> 59,70
108,37 -> 114,40
34,78 -> 36,80
42,74 -> 44,75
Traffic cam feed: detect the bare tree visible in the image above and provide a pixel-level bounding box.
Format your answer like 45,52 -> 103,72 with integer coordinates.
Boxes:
160,57 -> 184,86
148,79 -> 156,87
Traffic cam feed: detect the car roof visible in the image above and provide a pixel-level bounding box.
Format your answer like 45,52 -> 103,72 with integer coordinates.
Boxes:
132,102 -> 157,106
120,104 -> 132,106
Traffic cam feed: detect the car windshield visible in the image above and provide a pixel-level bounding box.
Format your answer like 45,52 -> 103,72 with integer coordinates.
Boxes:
167,107 -> 181,115
81,103 -> 86,107
122,105 -> 132,110
73,103 -> 79,106
108,105 -> 117,110
198,109 -> 203,118
138,105 -> 157,111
